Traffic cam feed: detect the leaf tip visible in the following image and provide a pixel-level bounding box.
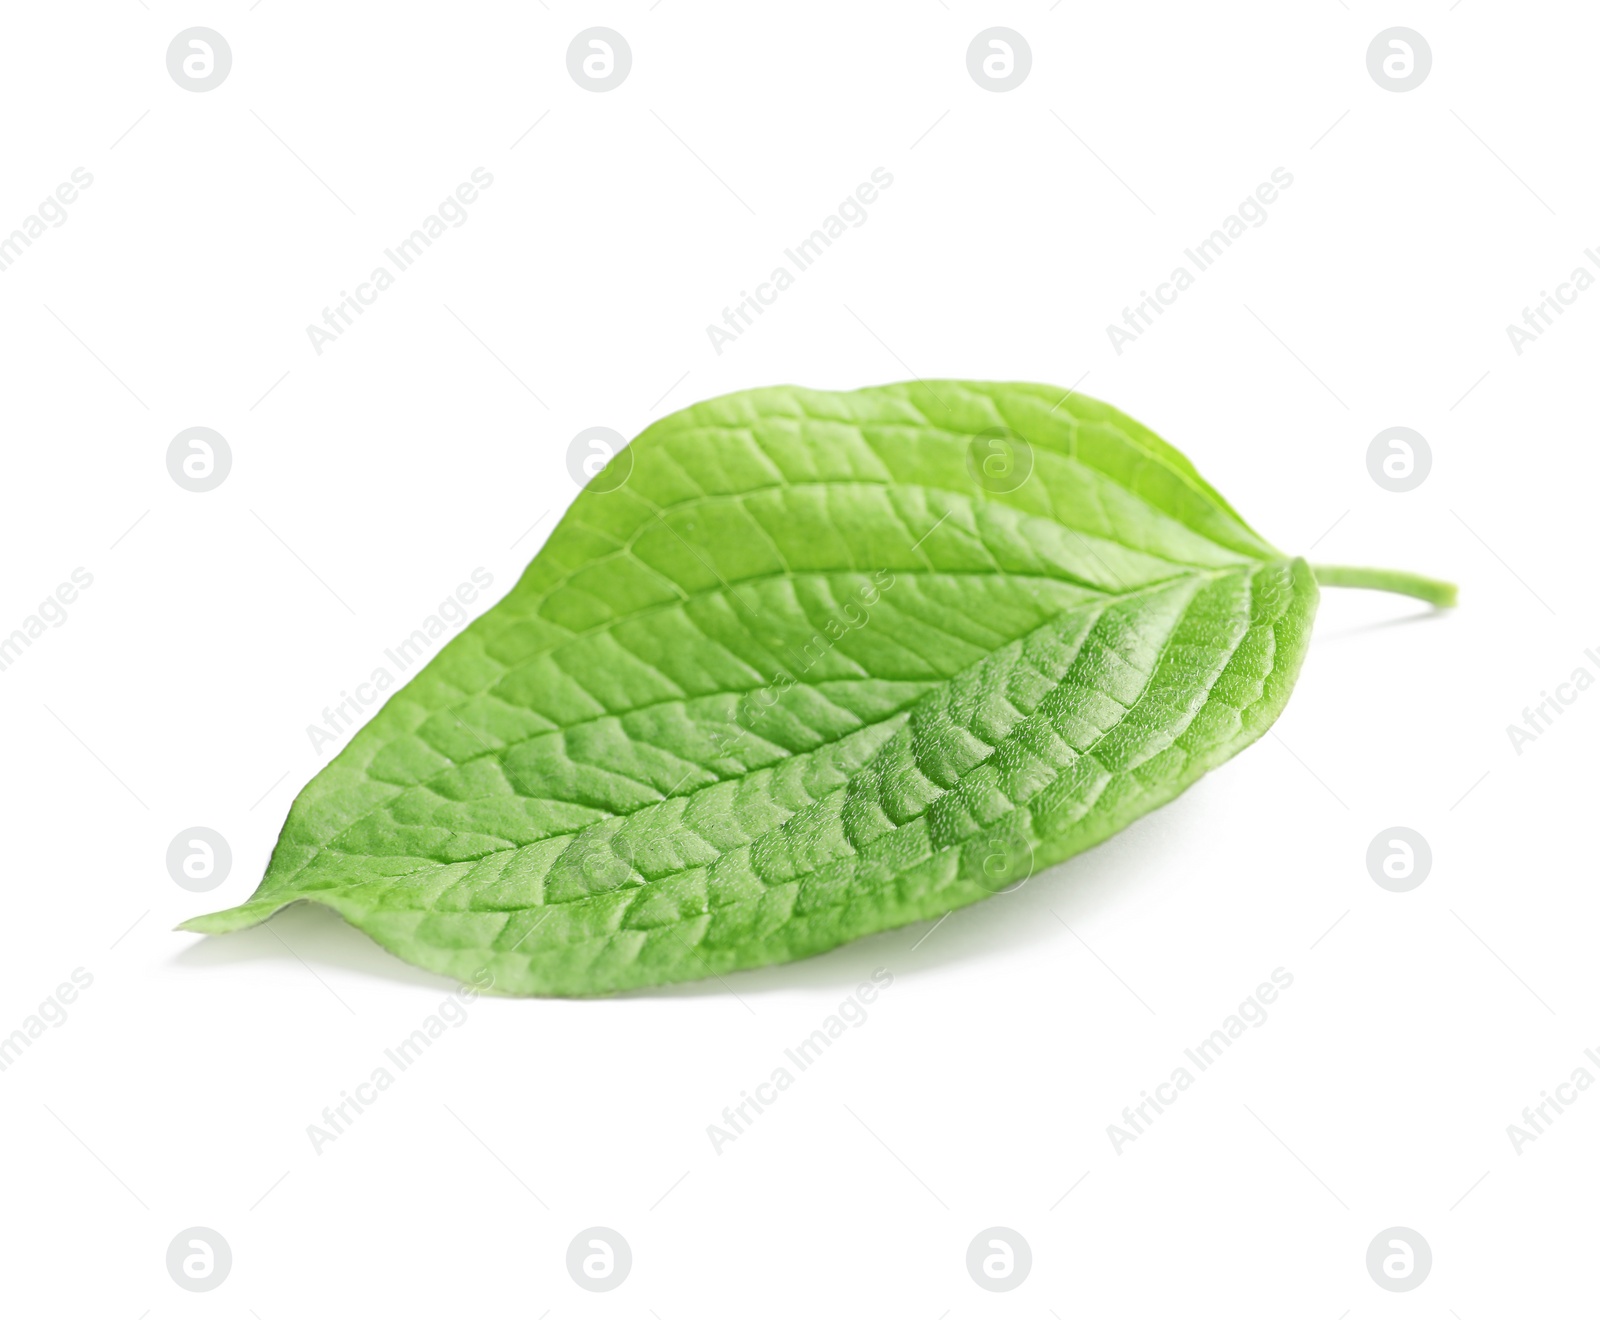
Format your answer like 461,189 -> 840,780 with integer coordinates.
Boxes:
176,900 -> 292,936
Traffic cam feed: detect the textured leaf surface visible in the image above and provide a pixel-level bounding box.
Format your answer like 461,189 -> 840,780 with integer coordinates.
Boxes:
184,382 -> 1319,995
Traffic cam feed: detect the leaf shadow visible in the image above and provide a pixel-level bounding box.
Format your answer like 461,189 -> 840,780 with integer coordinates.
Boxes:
1311,605 -> 1452,644
171,901 -> 458,992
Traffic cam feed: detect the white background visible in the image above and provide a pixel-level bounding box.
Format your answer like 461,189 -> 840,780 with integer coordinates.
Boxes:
1,2 -> 1594,1315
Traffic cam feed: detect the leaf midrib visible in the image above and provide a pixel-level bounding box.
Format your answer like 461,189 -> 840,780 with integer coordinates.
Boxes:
364,560 -> 1262,802
288,563 -> 1275,910
375,561 -> 1225,776
322,562 -> 1273,944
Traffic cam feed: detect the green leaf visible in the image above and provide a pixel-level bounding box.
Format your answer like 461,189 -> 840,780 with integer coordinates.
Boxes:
182,381 -> 1452,995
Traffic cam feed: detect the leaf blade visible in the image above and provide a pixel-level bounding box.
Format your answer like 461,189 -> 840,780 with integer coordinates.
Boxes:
184,382 -> 1318,995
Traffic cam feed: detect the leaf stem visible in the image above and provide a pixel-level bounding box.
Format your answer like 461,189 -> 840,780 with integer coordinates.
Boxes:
1310,564 -> 1457,608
